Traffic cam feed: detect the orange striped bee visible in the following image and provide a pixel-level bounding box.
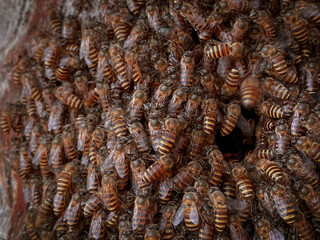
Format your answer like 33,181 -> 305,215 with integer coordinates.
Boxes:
109,44 -> 130,91
95,81 -> 109,112
89,209 -> 106,240
128,89 -> 148,122
255,159 -> 284,183
57,160 -> 80,195
184,89 -> 202,117
167,87 -> 188,114
62,124 -> 77,160
305,114 -> 320,135
110,107 -> 128,138
290,103 -> 308,137
202,98 -> 217,136
180,51 -> 195,87
151,53 -> 169,77
101,171 -> 121,212
96,49 -> 115,83
132,194 -> 150,232
189,129 -> 206,160
261,101 -> 289,119
144,226 -> 161,240
29,123 -> 42,154
83,88 -> 99,109
19,143 -> 32,180
285,154 -> 319,188
158,172 -> 174,205
49,134 -> 64,173
130,158 -> 146,193
270,184 -> 297,224
84,192 -> 102,217
112,142 -> 129,191
35,138 -> 53,179
221,68 -> 240,97
48,10 -> 62,36
77,120 -> 92,153
223,178 -> 236,199
141,155 -> 174,188
295,1 -> 320,25
254,216 -> 284,240
297,184 -> 320,220
216,0 -> 251,13
0,106 -> 11,134
240,74 -> 260,109
74,71 -> 88,98
148,116 -> 162,152
261,45 -> 289,77
129,122 -> 150,153
263,77 -> 294,101
208,148 -> 226,187
43,38 -> 59,68
20,72 -> 43,102
221,101 -> 241,136
251,10 -> 276,41
173,161 -> 202,192
29,176 -> 42,207
36,184 -> 56,227
232,164 -> 254,201
125,50 -> 144,86
158,117 -> 181,154
209,189 -> 227,233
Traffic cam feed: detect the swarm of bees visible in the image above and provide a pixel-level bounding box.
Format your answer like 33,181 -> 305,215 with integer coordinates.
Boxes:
1,0 -> 320,239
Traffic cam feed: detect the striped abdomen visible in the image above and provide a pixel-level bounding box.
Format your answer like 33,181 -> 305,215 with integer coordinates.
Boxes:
291,19 -> 308,45
84,194 -> 102,216
199,223 -> 214,240
209,164 -> 223,186
142,162 -> 164,185
256,149 -> 275,159
63,92 -> 82,109
159,131 -> 176,154
158,178 -> 173,204
263,162 -> 283,182
53,193 -> 66,216
221,68 -> 239,96
112,117 -> 128,138
308,142 -> 320,162
56,66 -> 69,81
272,53 -> 288,76
173,169 -> 193,191
103,185 -> 120,212
0,115 -> 10,133
113,23 -> 129,42
113,56 -> 130,90
220,113 -> 238,136
184,207 -> 200,231
38,198 -> 53,216
214,204 -> 227,232
127,0 -> 141,15
276,198 -> 296,224
31,86 -> 42,101
266,105 -> 285,119
281,68 -> 298,84
57,172 -> 71,194
275,135 -> 290,155
204,114 -> 216,135
66,203 -> 81,228
63,140 -> 77,160
223,181 -> 236,198
132,208 -> 148,232
129,105 -> 144,122
236,178 -> 253,200
206,43 -> 231,59
231,0 -> 251,12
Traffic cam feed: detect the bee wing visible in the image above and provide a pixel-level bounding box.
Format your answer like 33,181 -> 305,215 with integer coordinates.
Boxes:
77,128 -> 88,151
160,210 -> 173,231
173,203 -> 185,227
89,213 -> 104,239
80,35 -> 90,60
65,199 -> 80,220
273,197 -> 291,220
190,202 -> 200,225
237,114 -> 255,136
269,228 -> 285,240
226,198 -> 248,213
115,152 -> 127,178
87,167 -> 98,189
159,178 -> 173,196
100,151 -> 115,173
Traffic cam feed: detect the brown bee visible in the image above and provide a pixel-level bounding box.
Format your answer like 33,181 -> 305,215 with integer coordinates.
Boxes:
304,62 -> 318,95
55,87 -> 82,110
240,74 -> 260,109
132,194 -> 150,232
130,158 -> 146,193
274,121 -> 290,156
129,122 -> 150,153
200,70 -> 217,95
180,51 -> 195,87
62,15 -> 80,43
256,185 -> 277,218
43,38 -> 59,68
101,171 -> 121,212
152,81 -> 173,105
65,192 -> 82,229
173,161 -> 202,192
229,214 -> 248,240
232,164 -> 254,201
295,136 -> 320,163
297,184 -> 320,220
261,101 -> 289,119
159,118 -> 181,155
110,107 -> 128,138
35,138 -> 53,179
36,184 -> 56,227
295,1 -> 320,25
148,116 -> 162,152
167,87 -> 188,114
202,98 -> 217,136
29,123 -> 42,154
111,12 -> 130,42
19,143 -> 32,180
254,216 -> 284,240
158,172 -> 174,205
144,225 -> 161,240
83,88 -> 99,109
88,209 -> 106,240
49,134 -> 64,173
141,155 -> 174,188
255,159 -> 284,183
86,162 -> 100,193
209,189 -> 227,233
124,19 -> 149,49
221,68 -> 240,97
80,27 -> 99,76
293,211 -> 315,240
83,192 -> 102,217
251,10 -> 276,41
112,142 -> 130,191
57,160 -> 80,195
205,41 -> 243,59
270,184 -> 297,224
261,45 -> 290,77
216,0 -> 251,13
208,148 -> 226,187
128,89 -> 148,122
53,192 -> 66,217
48,10 -> 62,36
184,89 -> 202,117
189,129 -> 206,160
62,124 -> 77,160
221,101 -> 241,136
223,177 -> 236,199
95,81 -> 109,112
146,4 -> 167,34
160,204 -> 177,239
230,17 -> 248,42
0,106 -> 11,134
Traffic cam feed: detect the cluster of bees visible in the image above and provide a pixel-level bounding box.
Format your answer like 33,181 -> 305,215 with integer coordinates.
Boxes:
1,0 -> 320,239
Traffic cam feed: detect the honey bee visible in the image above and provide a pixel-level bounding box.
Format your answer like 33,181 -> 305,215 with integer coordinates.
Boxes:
221,101 -> 241,136
223,177 -> 236,199
62,124 -> 77,160
129,122 -> 150,153
293,211 -> 315,240
240,74 -> 260,109
109,43 -> 130,91
141,155 -> 174,188
36,184 -> 56,227
29,123 -> 42,154
173,160 -> 202,191
146,3 -> 167,34
144,225 -> 161,240
111,12 -> 130,42
184,89 -> 202,118
80,27 -> 99,76
263,77 -> 294,101
160,204 -> 177,239
55,87 -> 82,110
254,216 -> 284,240
86,162 -> 100,193
90,127 -> 107,165
77,120 -> 93,154
125,50 -> 145,86
232,164 -> 254,201
261,101 -> 289,119
294,136 -> 320,163
0,106 -> 11,134
29,176 -> 42,207
159,117 -> 181,155
110,107 -> 128,138
148,115 -> 162,152
255,159 -> 284,183
48,10 -> 62,36
209,188 -> 227,233
65,192 -> 82,229
250,10 -> 276,41
128,89 -> 148,122
229,214 -> 249,240
221,68 -> 239,97
112,142 -> 129,191
95,81 -> 109,112
304,114 -> 320,135
20,73 -> 43,102
290,103 -> 308,137
124,19 -> 149,49
202,98 -> 217,136
43,38 -> 59,68
151,53 -> 169,77
158,172 -> 174,205
230,17 -> 248,42
216,0 -> 251,13
274,121 -> 290,156
281,67 -> 299,84
295,1 -> 320,25
304,62 -> 318,95
297,184 -> 320,220
83,88 -> 99,109
84,192 -> 102,217
152,81 -> 173,105
57,160 -> 80,195
199,70 -> 217,95
101,171 -> 121,212
35,138 -> 53,179
53,192 -> 66,217
167,87 -> 188,114
189,129 -> 206,160
256,185 -> 277,218
130,158 -> 146,193
208,149 -> 225,187
49,134 -> 64,173
270,184 -> 297,224
180,51 -> 195,87
205,41 -> 243,59
132,194 -> 150,232
62,15 -> 80,43
89,209 -> 106,240
24,210 -> 39,240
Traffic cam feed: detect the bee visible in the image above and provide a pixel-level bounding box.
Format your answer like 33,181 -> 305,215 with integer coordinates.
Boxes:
35,138 -> 53,179
132,194 -> 150,232
53,192 -> 66,217
144,226 -> 161,240
129,122 -> 150,153
251,10 -> 276,41
202,98 -> 217,135
24,210 -> 40,240
128,89 -> 148,122
261,101 -> 289,119
95,81 -> 109,112
125,50 -> 144,86
159,117 -> 181,155
86,162 -> 100,193
65,192 -> 82,229
148,116 -> 162,152
80,27 -> 99,76
223,178 -> 236,199
173,161 -> 202,191
55,87 -> 82,110
112,142 -> 129,191
84,192 -> 102,217
109,44 -> 130,91
261,45 -> 290,77
146,4 -> 167,33
74,71 -> 88,98
130,158 -> 146,193
180,51 -> 195,87
57,161 -> 80,195
29,176 -> 42,207
168,87 -> 188,114
29,123 -> 42,154
152,81 -> 173,105
293,211 -> 315,240
77,121 -> 92,154
124,19 -> 149,49
90,127 -> 107,165
199,70 -> 217,95
43,38 -> 59,68
36,184 -> 56,227
62,124 -> 77,160
304,62 -> 318,95
96,49 -> 115,83
101,171 -> 121,212
297,184 -> 320,220
83,88 -> 99,109
216,0 -> 251,13
209,189 -> 227,233
61,15 -> 80,43
159,204 -> 176,239
274,121 -> 290,155
240,74 -> 259,109
151,53 -> 169,77
270,184 -> 296,224
199,222 -> 215,240
110,107 -> 128,138
255,159 -> 284,183
205,41 -> 231,59
291,103 -> 308,137
263,77 -> 294,101
254,216 -> 284,240
88,209 -> 106,240
185,89 -> 202,117
49,134 -> 64,173
232,164 -> 254,201
221,68 -> 240,97
189,129 -> 206,160
221,101 -> 241,136
295,136 -> 320,163
158,172 -> 174,205
111,12 -> 130,42
141,155 -> 174,188
304,114 -> 320,135
281,67 -> 299,84
230,17 -> 248,42
208,149 -> 225,187
0,107 -> 11,134
295,1 -> 320,25
48,10 -> 62,36
229,215 -> 249,240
